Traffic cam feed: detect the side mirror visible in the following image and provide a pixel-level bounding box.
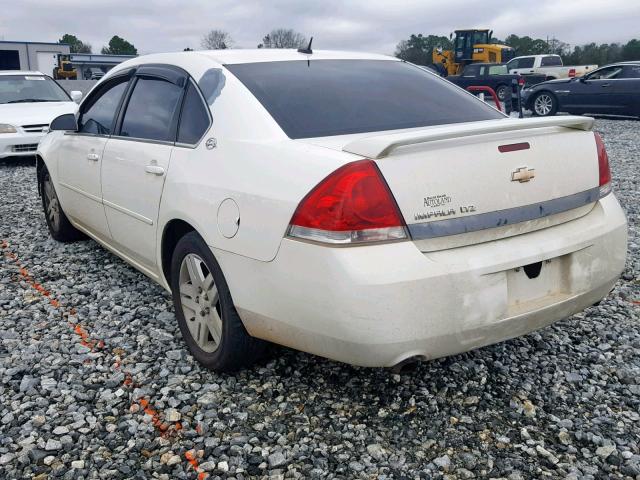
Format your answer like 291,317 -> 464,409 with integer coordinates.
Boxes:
50,113 -> 78,132
579,76 -> 587,83
70,91 -> 83,103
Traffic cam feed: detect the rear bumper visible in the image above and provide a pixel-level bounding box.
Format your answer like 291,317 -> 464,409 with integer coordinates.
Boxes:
215,194 -> 627,367
0,132 -> 44,158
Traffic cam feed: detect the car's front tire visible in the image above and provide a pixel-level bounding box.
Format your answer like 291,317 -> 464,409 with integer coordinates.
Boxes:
170,231 -> 266,372
40,168 -> 85,242
531,91 -> 558,117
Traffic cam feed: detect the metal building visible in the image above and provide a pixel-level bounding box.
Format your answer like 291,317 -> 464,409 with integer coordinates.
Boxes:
0,41 -> 71,75
69,53 -> 137,79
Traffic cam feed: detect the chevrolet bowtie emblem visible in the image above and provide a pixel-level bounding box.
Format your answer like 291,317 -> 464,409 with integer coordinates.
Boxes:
511,166 -> 535,183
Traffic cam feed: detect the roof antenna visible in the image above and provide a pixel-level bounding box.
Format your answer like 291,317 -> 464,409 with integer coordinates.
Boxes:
298,37 -> 313,54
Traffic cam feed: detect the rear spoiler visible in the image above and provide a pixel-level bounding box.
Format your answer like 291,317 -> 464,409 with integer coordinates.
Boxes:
342,116 -> 594,159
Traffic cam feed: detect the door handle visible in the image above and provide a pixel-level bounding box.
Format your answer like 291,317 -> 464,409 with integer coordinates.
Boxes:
601,83 -> 610,88
145,165 -> 165,176
87,153 -> 100,161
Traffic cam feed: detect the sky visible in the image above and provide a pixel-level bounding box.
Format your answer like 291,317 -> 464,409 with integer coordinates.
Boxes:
0,0 -> 638,55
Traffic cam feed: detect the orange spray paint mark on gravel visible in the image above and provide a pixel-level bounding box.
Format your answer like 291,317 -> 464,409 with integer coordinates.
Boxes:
136,398 -> 184,439
184,450 -> 209,480
2,239 -> 200,474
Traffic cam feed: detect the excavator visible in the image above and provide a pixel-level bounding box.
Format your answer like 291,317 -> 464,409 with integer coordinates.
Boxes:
432,29 -> 515,76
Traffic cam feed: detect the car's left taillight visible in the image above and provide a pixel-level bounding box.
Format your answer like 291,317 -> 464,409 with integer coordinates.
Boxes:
287,160 -> 408,245
594,132 -> 612,198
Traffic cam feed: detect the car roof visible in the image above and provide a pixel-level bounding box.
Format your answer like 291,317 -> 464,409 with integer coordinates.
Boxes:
195,49 -> 395,65
598,61 -> 640,68
0,70 -> 45,76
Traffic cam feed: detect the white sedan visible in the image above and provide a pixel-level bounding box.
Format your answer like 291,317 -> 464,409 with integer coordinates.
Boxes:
0,71 -> 81,159
37,49 -> 627,371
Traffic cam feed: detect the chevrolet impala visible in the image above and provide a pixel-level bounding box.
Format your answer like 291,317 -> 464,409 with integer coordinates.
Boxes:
36,49 -> 627,371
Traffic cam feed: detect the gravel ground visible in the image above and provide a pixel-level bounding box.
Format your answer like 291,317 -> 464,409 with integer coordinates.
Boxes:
0,118 -> 638,480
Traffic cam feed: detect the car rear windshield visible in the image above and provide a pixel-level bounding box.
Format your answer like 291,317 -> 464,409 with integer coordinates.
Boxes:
226,59 -> 504,139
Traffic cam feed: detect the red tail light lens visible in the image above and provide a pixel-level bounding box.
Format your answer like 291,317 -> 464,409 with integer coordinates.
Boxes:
594,132 -> 612,197
288,160 -> 407,245
518,77 -> 525,86
568,68 -> 576,78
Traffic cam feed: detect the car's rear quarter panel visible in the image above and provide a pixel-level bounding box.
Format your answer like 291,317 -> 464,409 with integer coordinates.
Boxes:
158,68 -> 358,263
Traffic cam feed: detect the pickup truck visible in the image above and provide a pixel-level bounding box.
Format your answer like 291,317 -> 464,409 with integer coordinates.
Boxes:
506,54 -> 597,80
447,63 -> 546,101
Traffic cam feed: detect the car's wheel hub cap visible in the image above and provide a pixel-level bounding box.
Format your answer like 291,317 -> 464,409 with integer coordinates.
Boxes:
179,253 -> 222,353
535,95 -> 553,115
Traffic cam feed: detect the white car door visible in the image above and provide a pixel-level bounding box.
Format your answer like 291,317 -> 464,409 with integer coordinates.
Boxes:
57,73 -> 132,239
100,68 -> 186,271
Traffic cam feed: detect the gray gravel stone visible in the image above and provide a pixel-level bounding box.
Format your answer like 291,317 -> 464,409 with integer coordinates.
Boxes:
45,439 -> 62,451
0,117 -> 638,479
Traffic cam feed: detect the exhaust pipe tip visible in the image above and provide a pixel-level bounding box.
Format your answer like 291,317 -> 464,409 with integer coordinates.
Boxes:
390,355 -> 426,374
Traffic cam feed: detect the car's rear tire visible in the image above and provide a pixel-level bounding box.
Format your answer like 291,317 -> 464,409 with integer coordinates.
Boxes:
495,84 -> 509,102
531,91 -> 558,117
170,231 -> 267,372
40,168 -> 85,242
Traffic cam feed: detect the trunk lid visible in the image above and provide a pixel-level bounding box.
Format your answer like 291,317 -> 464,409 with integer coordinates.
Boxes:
303,117 -> 600,251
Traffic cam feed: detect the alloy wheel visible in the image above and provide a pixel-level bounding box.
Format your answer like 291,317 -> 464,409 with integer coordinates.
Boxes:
178,253 -> 222,352
534,94 -> 553,116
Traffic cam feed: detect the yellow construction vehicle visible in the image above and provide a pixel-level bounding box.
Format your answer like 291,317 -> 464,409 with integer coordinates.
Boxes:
432,29 -> 515,76
53,54 -> 78,80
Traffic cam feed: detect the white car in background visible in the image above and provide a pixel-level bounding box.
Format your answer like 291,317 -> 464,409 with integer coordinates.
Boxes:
0,71 -> 81,159
36,50 -> 627,372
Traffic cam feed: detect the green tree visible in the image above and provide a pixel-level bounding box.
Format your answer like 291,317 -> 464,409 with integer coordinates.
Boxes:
394,34 -> 452,66
101,35 -> 137,55
504,34 -> 549,55
621,39 -> 640,61
58,33 -> 91,53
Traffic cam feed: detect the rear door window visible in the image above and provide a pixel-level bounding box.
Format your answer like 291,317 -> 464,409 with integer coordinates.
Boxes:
540,56 -> 562,67
226,60 -> 503,139
622,65 -> 640,79
518,57 -> 535,68
119,77 -> 183,142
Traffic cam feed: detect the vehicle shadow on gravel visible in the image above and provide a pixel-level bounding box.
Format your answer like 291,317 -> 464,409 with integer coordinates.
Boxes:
0,156 -> 36,168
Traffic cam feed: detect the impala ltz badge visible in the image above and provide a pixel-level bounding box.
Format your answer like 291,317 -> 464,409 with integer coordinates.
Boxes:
511,166 -> 535,183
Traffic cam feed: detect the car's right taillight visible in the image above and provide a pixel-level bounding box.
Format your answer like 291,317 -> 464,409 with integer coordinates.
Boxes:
594,132 -> 612,198
287,160 -> 407,245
